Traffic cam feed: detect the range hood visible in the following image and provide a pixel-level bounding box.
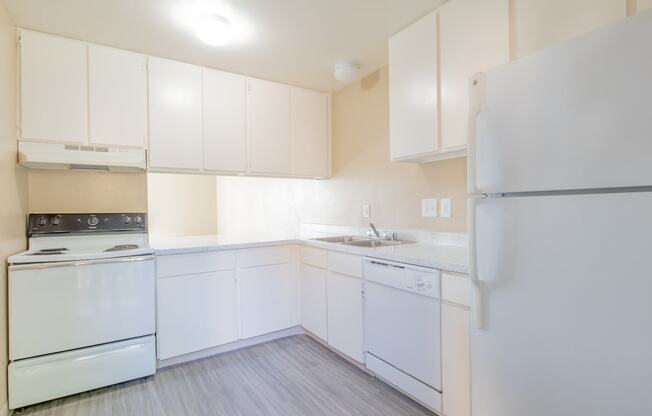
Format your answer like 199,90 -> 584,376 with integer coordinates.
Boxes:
18,141 -> 147,173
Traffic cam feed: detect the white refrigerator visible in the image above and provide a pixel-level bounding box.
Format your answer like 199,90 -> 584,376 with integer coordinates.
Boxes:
467,10 -> 652,416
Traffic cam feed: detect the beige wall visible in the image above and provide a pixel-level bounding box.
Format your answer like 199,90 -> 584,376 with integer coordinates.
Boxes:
217,67 -> 468,235
27,170 -> 148,213
147,173 -> 217,237
0,4 -> 27,415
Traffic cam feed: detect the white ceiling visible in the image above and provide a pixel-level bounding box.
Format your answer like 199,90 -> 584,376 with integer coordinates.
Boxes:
4,0 -> 447,92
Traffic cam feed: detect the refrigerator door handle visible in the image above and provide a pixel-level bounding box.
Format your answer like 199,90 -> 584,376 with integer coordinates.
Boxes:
467,197 -> 484,329
467,73 -> 484,195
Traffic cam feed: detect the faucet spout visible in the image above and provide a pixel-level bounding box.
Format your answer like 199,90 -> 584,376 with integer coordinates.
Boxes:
369,222 -> 381,238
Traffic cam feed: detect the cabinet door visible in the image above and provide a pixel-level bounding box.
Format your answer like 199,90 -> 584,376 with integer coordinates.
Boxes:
203,69 -> 247,173
442,304 -> 471,416
439,0 -> 509,150
388,11 -> 438,161
513,0 -> 626,58
327,271 -> 363,362
290,88 -> 330,178
157,271 -> 239,360
20,30 -> 88,144
148,57 -> 203,171
246,78 -> 291,175
300,264 -> 327,341
239,263 -> 294,338
89,45 -> 148,148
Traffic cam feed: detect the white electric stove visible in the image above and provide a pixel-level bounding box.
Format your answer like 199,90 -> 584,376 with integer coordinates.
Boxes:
7,213 -> 156,410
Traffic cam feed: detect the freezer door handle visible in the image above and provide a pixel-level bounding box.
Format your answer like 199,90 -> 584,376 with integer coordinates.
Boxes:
467,73 -> 484,195
468,197 -> 484,329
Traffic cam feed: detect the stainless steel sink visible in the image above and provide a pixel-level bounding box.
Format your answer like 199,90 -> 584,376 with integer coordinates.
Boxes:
311,235 -> 410,248
312,235 -> 369,244
343,239 -> 408,248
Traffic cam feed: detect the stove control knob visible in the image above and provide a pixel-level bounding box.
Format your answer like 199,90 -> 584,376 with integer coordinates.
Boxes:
51,216 -> 62,227
87,216 -> 99,226
123,216 -> 132,224
37,216 -> 48,227
134,215 -> 142,225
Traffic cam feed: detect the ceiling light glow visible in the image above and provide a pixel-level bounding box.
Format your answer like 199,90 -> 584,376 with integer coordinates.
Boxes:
194,14 -> 233,46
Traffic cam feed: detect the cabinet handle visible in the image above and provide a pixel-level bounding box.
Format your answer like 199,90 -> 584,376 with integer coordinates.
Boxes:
369,260 -> 405,270
467,73 -> 484,195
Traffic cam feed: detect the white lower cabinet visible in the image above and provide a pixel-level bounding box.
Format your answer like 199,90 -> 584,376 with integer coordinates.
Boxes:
300,264 -> 328,341
326,271 -> 364,363
156,245 -> 297,361
157,270 -> 238,360
239,263 -> 295,339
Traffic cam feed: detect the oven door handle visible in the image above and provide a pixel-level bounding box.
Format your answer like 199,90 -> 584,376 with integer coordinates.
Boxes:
9,255 -> 154,271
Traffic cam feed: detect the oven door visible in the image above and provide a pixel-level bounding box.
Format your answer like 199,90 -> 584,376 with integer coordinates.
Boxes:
9,256 -> 155,360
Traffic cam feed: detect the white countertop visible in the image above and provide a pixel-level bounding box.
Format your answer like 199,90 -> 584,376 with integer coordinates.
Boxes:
151,233 -> 468,274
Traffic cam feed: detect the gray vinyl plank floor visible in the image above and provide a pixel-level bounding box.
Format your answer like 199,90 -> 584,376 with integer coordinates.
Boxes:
19,335 -> 434,416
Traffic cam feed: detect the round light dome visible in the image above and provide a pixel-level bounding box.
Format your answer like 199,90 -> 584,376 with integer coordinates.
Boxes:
194,14 -> 233,46
334,60 -> 360,83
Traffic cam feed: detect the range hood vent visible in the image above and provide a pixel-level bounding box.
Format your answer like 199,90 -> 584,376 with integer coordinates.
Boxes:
18,141 -> 147,173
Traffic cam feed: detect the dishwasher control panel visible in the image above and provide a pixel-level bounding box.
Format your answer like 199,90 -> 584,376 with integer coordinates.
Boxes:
363,258 -> 441,299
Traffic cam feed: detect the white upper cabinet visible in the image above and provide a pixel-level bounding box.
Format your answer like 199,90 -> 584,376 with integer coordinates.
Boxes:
513,0 -> 626,58
246,78 -> 291,175
388,11 -> 439,162
89,45 -> 148,148
290,88 -> 330,178
203,69 -> 247,173
148,57 -> 203,171
20,30 -> 88,144
439,0 -> 509,151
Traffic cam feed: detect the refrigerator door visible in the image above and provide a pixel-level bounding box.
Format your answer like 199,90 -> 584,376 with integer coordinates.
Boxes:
470,10 -> 652,194
471,192 -> 652,416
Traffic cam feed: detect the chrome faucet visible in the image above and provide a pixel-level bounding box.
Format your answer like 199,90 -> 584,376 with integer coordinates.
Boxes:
369,222 -> 381,239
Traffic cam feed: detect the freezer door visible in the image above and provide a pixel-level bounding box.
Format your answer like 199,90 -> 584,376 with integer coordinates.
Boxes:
471,10 -> 652,194
472,192 -> 652,416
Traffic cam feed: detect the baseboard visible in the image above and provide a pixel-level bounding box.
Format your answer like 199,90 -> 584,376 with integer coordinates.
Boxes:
157,326 -> 304,368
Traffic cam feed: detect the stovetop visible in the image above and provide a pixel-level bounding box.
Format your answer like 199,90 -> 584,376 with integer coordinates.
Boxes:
9,213 -> 153,265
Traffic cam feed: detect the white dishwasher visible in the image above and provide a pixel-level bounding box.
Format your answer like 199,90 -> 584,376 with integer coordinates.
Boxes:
363,258 -> 442,412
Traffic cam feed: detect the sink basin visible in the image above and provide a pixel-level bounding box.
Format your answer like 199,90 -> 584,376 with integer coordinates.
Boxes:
343,239 -> 409,248
312,235 -> 369,244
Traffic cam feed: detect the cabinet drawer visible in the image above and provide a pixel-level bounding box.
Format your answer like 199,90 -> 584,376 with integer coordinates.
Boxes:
156,251 -> 237,278
300,246 -> 327,269
238,245 -> 292,268
328,251 -> 362,278
442,273 -> 471,308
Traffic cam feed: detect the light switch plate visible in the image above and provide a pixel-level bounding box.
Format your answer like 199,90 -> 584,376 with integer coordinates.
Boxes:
421,198 -> 438,218
440,198 -> 452,218
362,204 -> 371,218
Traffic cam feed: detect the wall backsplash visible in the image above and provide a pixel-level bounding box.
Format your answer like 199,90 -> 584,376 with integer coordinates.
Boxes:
217,67 -> 468,236
27,170 -> 148,213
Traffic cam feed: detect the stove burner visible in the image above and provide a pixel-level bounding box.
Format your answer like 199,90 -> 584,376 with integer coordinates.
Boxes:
104,244 -> 139,252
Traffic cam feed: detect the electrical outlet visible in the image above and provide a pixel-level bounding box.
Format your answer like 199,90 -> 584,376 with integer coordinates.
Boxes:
440,198 -> 452,218
421,198 -> 438,218
362,204 -> 371,218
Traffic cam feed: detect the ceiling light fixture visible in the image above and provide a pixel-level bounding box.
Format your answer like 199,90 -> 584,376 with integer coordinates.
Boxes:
194,14 -> 233,46
334,60 -> 360,83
